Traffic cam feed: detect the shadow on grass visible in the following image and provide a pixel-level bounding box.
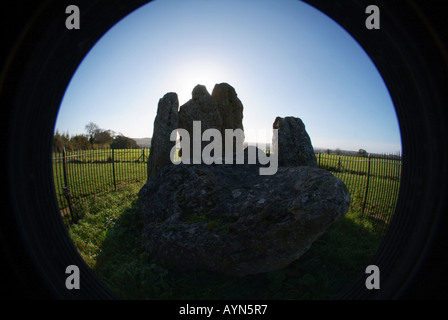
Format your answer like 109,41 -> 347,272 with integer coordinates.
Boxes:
94,199 -> 382,300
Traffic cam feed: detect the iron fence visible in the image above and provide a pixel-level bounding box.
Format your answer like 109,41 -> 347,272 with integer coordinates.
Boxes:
52,148 -> 401,236
52,147 -> 149,226
317,152 -> 402,235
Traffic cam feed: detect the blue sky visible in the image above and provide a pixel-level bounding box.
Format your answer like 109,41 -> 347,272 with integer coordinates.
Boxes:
55,0 -> 402,154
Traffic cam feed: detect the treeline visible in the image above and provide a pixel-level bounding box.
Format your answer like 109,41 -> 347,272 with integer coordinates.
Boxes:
314,147 -> 402,160
314,148 -> 370,157
53,122 -> 140,152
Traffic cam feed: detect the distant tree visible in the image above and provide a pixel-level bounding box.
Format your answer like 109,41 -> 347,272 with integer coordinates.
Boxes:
53,130 -> 64,152
53,130 -> 72,152
110,135 -> 140,149
357,148 -> 368,157
63,132 -> 73,151
94,130 -> 113,146
85,122 -> 100,146
70,134 -> 90,150
335,148 -> 342,155
85,123 -> 116,148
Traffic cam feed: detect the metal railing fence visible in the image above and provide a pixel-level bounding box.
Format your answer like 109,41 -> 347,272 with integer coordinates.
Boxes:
52,148 -> 401,235
52,147 -> 149,226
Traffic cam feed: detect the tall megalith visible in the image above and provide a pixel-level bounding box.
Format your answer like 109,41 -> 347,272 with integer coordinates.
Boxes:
273,116 -> 317,167
178,85 -> 223,162
212,82 -> 245,154
147,92 -> 179,179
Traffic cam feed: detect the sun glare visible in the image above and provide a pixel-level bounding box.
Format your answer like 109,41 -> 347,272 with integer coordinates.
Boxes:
174,59 -> 232,105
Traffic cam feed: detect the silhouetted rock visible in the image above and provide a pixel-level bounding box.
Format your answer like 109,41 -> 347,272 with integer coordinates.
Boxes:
273,116 -> 317,167
138,164 -> 349,277
178,85 -> 223,162
147,92 -> 178,179
140,84 -> 350,277
212,83 -> 245,153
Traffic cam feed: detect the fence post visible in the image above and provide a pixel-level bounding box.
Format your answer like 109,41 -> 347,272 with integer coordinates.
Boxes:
112,148 -> 117,190
318,153 -> 321,167
62,147 -> 75,222
362,154 -> 372,215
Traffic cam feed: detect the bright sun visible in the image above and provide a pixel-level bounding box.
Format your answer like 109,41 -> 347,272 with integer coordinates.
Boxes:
173,59 -> 232,105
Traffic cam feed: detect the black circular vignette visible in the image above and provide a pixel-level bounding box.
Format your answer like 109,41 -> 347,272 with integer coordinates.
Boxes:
1,0 -> 447,300
2,0 -> 151,299
308,0 -> 448,299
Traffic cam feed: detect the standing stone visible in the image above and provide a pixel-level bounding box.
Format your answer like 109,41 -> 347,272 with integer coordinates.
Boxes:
147,92 -> 179,179
178,85 -> 223,162
273,116 -> 317,167
212,83 -> 244,132
212,83 -> 245,153
178,84 -> 222,133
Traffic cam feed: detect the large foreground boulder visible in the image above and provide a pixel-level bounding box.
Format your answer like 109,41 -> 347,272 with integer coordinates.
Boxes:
138,162 -> 350,277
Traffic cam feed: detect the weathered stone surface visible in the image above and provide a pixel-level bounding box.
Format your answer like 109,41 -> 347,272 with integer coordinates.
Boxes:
212,83 -> 244,131
212,83 -> 245,154
138,163 -> 350,277
147,92 -> 179,179
273,116 -> 318,167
